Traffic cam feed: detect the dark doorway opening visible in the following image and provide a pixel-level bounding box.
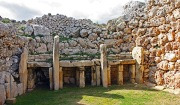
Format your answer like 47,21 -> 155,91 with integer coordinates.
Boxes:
35,67 -> 50,89
110,65 -> 118,85
123,65 -> 131,84
63,67 -> 77,87
85,67 -> 92,85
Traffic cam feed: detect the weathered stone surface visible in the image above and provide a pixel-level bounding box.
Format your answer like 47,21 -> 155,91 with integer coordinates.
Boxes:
32,24 -> 50,36
100,44 -> 108,87
132,47 -> 144,64
80,29 -> 88,37
164,53 -> 177,62
0,84 -> 6,105
24,25 -> 33,35
157,61 -> 169,70
53,36 -> 60,90
19,48 -> 28,93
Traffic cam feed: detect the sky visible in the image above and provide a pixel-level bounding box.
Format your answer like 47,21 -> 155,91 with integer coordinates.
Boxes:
0,0 -> 145,23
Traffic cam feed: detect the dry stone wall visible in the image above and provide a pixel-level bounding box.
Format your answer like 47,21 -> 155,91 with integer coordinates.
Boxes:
136,0 -> 180,89
0,22 -> 27,105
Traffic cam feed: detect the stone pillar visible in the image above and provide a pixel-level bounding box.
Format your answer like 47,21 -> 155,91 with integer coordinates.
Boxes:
79,67 -> 85,88
91,66 -> 96,86
107,65 -> 111,86
19,48 -> 28,93
129,65 -> 135,83
100,44 -> 108,88
118,64 -> 123,85
76,69 -> 80,86
49,67 -> 53,90
132,47 -> 144,83
96,66 -> 101,86
53,35 -> 60,90
59,67 -> 63,89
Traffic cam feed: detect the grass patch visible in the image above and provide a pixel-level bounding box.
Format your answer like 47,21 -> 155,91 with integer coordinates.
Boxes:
14,84 -> 180,105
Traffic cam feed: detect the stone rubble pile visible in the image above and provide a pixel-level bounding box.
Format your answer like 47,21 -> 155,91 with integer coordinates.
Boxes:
28,14 -> 124,55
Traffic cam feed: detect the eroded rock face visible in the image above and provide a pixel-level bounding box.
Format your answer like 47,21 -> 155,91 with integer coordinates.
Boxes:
32,25 -> 50,36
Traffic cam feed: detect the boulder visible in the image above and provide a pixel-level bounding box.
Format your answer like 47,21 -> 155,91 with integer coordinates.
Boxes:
0,22 -> 9,37
80,29 -> 88,37
24,25 -> 33,35
32,25 -> 50,36
157,61 -> 169,70
164,53 -> 177,62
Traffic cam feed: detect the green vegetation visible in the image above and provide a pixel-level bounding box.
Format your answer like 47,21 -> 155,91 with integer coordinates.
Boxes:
1,18 -> 11,23
21,33 -> 45,39
14,84 -> 180,105
60,52 -> 100,60
30,51 -> 53,55
59,36 -> 72,42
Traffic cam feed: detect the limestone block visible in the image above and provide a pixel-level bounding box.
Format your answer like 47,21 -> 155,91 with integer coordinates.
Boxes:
100,44 -> 108,88
164,53 -> 177,62
96,66 -> 101,86
173,8 -> 180,19
17,83 -> 23,96
19,48 -> 28,93
132,47 -> 144,64
157,61 -> 169,70
91,66 -> 96,86
135,64 -> 144,84
0,85 -> 6,105
53,35 -> 60,90
79,67 -> 85,88
80,29 -> 88,37
4,83 -> 10,99
59,67 -> 63,89
32,24 -> 50,36
107,65 -> 111,86
49,68 -> 53,90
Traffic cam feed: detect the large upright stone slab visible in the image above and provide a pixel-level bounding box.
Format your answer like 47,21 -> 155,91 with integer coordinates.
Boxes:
132,47 -> 144,84
79,67 -> 85,88
96,66 -> 101,86
118,64 -> 123,85
53,35 -> 60,90
59,67 -> 63,89
107,65 -> 111,86
100,44 -> 108,87
91,66 -> 96,86
49,68 -> 53,90
0,84 -> 6,105
132,47 -> 144,65
19,48 -> 28,93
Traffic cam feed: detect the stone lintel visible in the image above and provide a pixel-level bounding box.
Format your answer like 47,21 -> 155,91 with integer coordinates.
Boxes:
27,62 -> 52,68
59,60 -> 94,67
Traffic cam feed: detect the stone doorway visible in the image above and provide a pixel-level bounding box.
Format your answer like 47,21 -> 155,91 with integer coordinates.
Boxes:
27,67 -> 50,91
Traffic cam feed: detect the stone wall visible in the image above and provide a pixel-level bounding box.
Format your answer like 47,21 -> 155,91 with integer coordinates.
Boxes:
136,0 -> 180,89
0,22 -> 27,105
